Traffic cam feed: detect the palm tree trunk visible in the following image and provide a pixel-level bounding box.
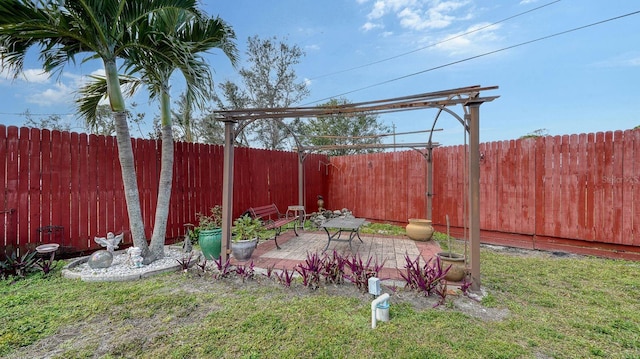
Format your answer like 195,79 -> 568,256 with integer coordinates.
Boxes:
105,59 -> 149,254
147,88 -> 174,263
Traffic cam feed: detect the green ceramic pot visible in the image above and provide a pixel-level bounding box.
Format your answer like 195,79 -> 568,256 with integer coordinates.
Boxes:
198,228 -> 222,260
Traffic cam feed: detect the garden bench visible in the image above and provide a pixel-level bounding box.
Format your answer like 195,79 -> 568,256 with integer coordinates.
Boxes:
247,204 -> 299,249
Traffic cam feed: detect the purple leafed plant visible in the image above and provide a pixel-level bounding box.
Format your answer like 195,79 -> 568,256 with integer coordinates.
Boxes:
35,258 -> 56,275
400,254 -> 450,297
295,252 -> 323,290
295,266 -> 311,288
4,250 -> 39,278
433,280 -> 448,308
196,259 -> 208,273
385,283 -> 399,294
264,264 -> 275,279
212,256 -> 233,279
276,268 -> 295,287
321,250 -> 346,285
176,252 -> 195,271
235,261 -> 255,282
460,279 -> 478,300
344,253 -> 385,292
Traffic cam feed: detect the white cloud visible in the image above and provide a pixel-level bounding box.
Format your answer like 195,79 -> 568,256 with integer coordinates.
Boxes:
16,68 -> 96,107
362,21 -> 383,32
22,69 -> 51,83
519,0 -> 538,4
367,0 -> 388,20
592,53 -> 640,68
90,69 -> 106,77
0,67 -> 50,84
362,0 -> 473,32
0,67 -> 12,82
27,82 -> 74,106
63,72 -> 85,88
400,0 -> 471,30
306,44 -> 321,51
0,67 -> 79,106
432,22 -> 502,56
367,0 -> 417,20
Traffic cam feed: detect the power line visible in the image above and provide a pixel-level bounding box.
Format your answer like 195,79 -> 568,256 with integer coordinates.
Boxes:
309,9 -> 640,105
308,0 -> 562,81
0,111 -> 75,116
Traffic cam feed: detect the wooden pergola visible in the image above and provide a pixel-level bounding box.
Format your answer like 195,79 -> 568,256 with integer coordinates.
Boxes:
214,85 -> 499,291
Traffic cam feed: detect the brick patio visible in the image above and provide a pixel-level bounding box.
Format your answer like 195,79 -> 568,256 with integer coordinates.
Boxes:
231,230 -> 442,281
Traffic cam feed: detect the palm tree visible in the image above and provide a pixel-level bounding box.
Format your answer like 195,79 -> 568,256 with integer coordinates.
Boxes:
77,10 -> 237,262
0,0 -> 236,262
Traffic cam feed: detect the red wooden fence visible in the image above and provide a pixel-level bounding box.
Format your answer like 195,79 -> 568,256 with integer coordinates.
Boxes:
3,125 -> 639,259
327,129 -> 640,259
327,150 -> 428,222
0,126 -> 328,256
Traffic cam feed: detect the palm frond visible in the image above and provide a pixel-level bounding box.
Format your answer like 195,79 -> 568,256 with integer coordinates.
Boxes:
120,8 -> 237,109
76,74 -> 142,124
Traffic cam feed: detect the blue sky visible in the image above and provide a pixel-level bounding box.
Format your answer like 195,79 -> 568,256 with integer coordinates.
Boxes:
0,0 -> 639,146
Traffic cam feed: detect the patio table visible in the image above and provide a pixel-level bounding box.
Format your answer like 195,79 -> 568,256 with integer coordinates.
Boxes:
320,217 -> 367,252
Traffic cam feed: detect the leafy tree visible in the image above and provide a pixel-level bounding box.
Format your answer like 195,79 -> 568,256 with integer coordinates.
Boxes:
0,0 -> 236,263
520,128 -> 549,139
195,111 -> 226,144
85,104 -> 146,137
294,98 -> 390,156
23,110 -> 71,132
213,35 -> 309,149
151,93 -> 225,144
170,93 -> 196,142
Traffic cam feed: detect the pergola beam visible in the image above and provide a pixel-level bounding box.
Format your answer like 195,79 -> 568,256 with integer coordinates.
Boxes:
215,85 -> 498,122
296,142 -> 439,152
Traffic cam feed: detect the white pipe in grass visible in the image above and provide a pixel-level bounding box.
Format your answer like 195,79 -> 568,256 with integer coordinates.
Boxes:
371,293 -> 390,329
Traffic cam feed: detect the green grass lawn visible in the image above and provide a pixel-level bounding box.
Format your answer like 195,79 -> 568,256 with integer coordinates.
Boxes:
1,244 -> 639,358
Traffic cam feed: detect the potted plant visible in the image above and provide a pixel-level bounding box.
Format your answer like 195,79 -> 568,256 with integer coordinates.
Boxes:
192,205 -> 223,260
231,214 -> 265,261
435,214 -> 466,282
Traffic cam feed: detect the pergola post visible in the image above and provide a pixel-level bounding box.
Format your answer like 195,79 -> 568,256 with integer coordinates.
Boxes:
426,147 -> 433,220
297,151 -> 305,208
221,120 -> 235,262
466,101 -> 481,291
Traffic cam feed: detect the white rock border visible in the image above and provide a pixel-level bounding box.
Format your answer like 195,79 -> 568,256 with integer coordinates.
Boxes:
62,246 -> 200,282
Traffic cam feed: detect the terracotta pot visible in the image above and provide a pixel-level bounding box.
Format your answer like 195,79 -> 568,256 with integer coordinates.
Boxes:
436,252 -> 466,282
405,218 -> 434,241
